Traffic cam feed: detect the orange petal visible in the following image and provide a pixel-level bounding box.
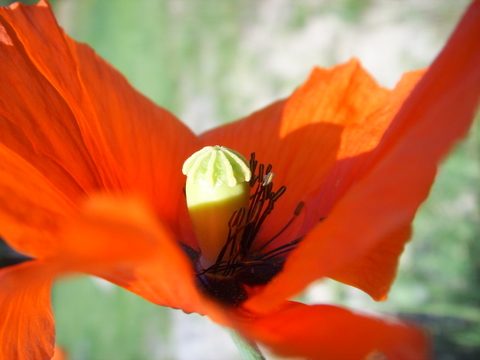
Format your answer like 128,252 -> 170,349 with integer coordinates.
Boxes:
60,194 -> 227,320
309,70 -> 424,220
0,1 -> 101,200
245,302 -> 430,360
321,0 -> 480,299
201,61 -> 421,303
0,260 -> 56,360
0,1 -> 200,241
247,0 -> 480,312
201,60 -> 421,249
0,145 -> 76,258
330,225 -> 412,300
66,35 -> 200,231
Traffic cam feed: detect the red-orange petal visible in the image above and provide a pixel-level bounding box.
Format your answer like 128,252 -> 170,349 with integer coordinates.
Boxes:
0,260 -> 56,360
312,0 -> 480,300
245,302 -> 430,360
0,194 -> 230,359
201,60 -> 418,248
58,194 -> 228,321
0,1 -> 200,253
330,224 -> 412,300
0,145 -> 76,258
0,1 -> 101,201
201,62 -> 421,303
247,0 -> 480,312
66,32 -> 200,231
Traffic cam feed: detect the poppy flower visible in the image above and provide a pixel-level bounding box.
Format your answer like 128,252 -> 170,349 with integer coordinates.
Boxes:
0,0 -> 479,359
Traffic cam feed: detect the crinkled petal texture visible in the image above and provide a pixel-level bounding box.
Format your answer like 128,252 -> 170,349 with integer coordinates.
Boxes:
243,302 -> 430,360
216,0 -> 478,313
202,60 -> 424,301
202,60 -> 421,247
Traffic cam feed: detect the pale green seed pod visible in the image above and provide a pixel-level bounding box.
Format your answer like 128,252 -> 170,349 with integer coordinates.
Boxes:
182,146 -> 251,267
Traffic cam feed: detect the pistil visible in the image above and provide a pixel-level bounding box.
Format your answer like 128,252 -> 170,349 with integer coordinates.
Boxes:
182,146 -> 251,267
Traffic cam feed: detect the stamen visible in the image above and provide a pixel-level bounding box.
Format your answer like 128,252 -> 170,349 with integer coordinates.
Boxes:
229,207 -> 246,228
255,201 -> 304,253
258,163 -> 264,182
250,199 -> 274,240
295,201 -> 305,216
192,151 -> 309,306
256,238 -> 302,261
248,189 -> 264,222
262,181 -> 273,199
271,185 -> 286,202
265,164 -> 273,175
216,208 -> 247,265
263,172 -> 274,186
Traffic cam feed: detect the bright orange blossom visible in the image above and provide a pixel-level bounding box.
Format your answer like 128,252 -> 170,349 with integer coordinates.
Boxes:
0,1 -> 479,360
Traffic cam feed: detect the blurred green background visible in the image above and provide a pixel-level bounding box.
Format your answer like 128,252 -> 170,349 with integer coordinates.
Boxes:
0,0 -> 478,359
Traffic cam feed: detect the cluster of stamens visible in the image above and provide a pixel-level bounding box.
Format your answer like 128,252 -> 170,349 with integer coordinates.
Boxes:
182,146 -> 305,305
198,152 -> 304,281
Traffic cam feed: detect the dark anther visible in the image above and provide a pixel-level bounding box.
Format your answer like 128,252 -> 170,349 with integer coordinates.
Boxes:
295,201 -> 305,216
258,164 -> 265,184
271,185 -> 286,202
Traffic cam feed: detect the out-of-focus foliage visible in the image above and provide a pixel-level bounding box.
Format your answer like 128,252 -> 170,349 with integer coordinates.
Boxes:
52,277 -> 173,360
